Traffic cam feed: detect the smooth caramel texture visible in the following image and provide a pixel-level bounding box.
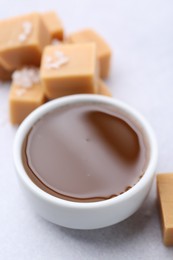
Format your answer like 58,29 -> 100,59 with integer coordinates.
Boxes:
67,29 -> 111,78
157,173 -> 173,246
41,43 -> 98,99
0,13 -> 51,70
98,79 -> 112,97
42,11 -> 63,40
9,82 -> 45,125
23,103 -> 146,202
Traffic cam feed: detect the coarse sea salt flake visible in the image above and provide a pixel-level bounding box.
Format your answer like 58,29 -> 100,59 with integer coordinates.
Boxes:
45,62 -> 60,69
45,58 -> 69,70
12,67 -> 40,88
55,50 -> 64,58
18,34 -> 27,42
12,71 -> 21,80
21,79 -> 33,88
56,56 -> 69,66
45,51 -> 69,70
18,21 -> 32,43
45,56 -> 52,64
22,21 -> 32,34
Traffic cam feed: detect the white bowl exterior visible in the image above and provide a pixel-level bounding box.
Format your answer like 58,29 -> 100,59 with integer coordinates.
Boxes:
13,95 -> 158,229
18,173 -> 153,229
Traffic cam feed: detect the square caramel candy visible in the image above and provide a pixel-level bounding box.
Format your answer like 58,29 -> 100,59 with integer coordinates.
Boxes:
157,173 -> 173,246
9,68 -> 45,125
97,79 -> 112,97
41,43 -> 98,99
0,13 -> 51,71
67,29 -> 111,78
42,11 -> 64,41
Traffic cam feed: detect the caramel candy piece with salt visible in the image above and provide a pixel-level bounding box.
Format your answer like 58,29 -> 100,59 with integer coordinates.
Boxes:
157,173 -> 173,246
9,68 -> 45,124
0,13 -> 51,71
42,11 -> 64,41
67,29 -> 111,79
98,79 -> 112,97
41,43 -> 98,99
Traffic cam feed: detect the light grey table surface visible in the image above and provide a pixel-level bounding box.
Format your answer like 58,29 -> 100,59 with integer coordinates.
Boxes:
0,0 -> 173,259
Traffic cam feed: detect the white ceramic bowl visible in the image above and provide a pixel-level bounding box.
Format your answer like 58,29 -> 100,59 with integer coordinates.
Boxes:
13,94 -> 158,230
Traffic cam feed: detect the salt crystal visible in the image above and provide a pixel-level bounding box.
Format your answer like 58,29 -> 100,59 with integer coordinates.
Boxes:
12,67 -> 40,88
21,78 -> 33,88
18,21 -> 32,43
56,56 -> 69,66
12,71 -> 21,80
22,21 -> 32,35
45,62 -> 59,69
18,34 -> 27,42
45,56 -> 52,64
55,50 -> 64,58
45,58 -> 69,70
45,51 -> 69,70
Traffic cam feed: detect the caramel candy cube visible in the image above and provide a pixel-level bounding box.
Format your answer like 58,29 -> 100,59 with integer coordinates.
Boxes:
9,68 -> 45,125
67,29 -> 111,78
42,11 -> 64,41
97,79 -> 112,97
41,43 -> 98,99
0,13 -> 51,71
157,173 -> 173,246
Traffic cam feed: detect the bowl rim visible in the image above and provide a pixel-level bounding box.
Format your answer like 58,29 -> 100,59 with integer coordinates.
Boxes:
13,94 -> 158,209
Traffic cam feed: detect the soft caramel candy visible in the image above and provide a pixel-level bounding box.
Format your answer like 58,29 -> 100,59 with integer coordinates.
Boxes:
0,63 -> 12,81
67,29 -> 111,78
41,43 -> 98,99
157,173 -> 173,246
0,13 -> 51,71
42,11 -> 64,41
9,68 -> 45,124
98,79 -> 112,97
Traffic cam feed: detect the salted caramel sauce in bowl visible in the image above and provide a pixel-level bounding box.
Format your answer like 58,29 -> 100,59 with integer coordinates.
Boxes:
13,95 -> 158,229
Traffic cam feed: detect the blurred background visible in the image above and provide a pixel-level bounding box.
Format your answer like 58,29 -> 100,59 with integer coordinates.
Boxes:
0,0 -> 173,259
